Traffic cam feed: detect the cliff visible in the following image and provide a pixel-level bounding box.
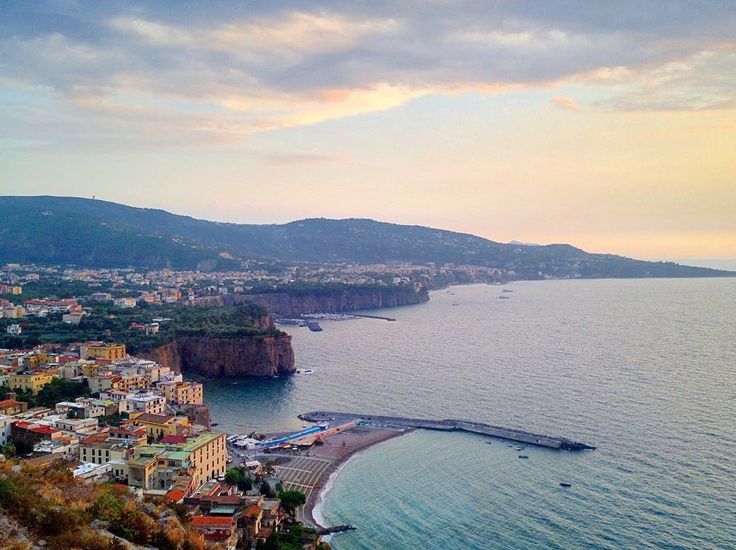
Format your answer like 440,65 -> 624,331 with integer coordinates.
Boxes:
206,285 -> 430,316
142,333 -> 295,378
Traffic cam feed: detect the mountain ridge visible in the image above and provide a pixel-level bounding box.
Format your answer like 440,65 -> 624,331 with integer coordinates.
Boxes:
0,195 -> 732,279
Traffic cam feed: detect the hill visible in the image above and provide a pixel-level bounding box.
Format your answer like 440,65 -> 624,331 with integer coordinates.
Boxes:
0,195 -> 732,278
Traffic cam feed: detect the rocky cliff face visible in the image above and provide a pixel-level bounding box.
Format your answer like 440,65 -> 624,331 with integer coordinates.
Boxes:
142,333 -> 295,378
221,285 -> 429,316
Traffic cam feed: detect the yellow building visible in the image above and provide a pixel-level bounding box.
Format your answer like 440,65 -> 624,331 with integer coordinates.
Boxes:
24,353 -> 51,369
81,362 -> 105,378
8,372 -> 54,395
160,381 -> 204,406
185,431 -> 227,489
82,343 -> 126,361
130,412 -> 189,440
111,373 -> 151,392
128,431 -> 227,491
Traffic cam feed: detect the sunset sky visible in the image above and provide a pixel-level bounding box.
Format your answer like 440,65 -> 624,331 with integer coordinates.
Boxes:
1,1 -> 735,260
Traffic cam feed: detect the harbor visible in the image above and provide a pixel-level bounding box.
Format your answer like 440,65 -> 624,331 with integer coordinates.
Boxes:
299,411 -> 596,451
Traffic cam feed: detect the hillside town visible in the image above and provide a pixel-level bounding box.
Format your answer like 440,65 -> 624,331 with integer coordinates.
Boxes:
0,341 -> 327,549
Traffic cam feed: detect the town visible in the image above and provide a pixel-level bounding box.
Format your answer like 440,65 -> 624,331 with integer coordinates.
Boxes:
0,340 -> 333,549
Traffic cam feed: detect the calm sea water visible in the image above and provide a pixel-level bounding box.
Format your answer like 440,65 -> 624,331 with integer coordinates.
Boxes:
205,279 -> 736,549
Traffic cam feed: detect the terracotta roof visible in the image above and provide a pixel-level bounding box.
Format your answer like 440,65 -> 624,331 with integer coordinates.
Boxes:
81,433 -> 109,444
244,504 -> 262,519
191,516 -> 234,527
0,399 -> 22,409
164,489 -> 187,503
13,421 -> 57,434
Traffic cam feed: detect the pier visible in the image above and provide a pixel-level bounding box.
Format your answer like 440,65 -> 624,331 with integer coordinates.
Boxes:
299,411 -> 596,451
350,313 -> 396,321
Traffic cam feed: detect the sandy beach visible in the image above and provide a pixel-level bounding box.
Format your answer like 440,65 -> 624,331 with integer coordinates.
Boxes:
304,426 -> 413,527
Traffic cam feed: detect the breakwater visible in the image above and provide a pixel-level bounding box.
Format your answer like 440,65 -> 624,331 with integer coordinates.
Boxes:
299,411 -> 596,451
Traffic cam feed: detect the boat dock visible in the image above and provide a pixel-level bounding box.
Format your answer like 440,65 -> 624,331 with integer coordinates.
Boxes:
351,313 -> 396,321
299,411 -> 596,451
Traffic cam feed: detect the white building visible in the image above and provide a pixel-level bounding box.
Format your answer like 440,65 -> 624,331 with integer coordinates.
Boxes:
113,297 -> 137,308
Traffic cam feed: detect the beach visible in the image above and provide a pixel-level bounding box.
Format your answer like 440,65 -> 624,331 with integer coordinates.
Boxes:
306,425 -> 411,527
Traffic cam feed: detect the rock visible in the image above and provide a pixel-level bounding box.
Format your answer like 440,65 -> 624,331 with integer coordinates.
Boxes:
143,334 -> 295,378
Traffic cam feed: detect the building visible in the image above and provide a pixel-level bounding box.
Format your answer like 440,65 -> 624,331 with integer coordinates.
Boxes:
190,516 -> 237,549
128,431 -> 227,492
0,415 -> 12,446
8,372 -> 54,395
81,343 -> 126,361
108,426 -> 148,447
159,381 -> 204,406
79,434 -> 133,466
130,412 -> 188,440
6,324 -> 21,335
113,297 -> 137,308
62,313 -> 84,325
129,393 -> 166,415
0,394 -> 28,415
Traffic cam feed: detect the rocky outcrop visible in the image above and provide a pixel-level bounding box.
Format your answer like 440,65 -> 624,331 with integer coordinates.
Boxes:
142,333 -> 295,378
216,285 -> 430,316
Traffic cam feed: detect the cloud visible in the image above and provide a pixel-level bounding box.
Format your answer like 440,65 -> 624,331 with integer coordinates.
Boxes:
550,96 -> 578,110
258,153 -> 349,165
1,1 -> 735,150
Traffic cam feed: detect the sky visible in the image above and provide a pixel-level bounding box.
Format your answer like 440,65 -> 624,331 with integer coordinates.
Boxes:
1,0 -> 735,260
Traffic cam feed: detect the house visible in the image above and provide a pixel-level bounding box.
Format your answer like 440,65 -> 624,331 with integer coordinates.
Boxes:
62,313 -> 84,325
190,516 -> 238,549
0,394 -> 29,415
6,324 -> 21,335
130,412 -> 187,439
0,415 -> 13,446
159,381 -> 204,406
8,372 -> 54,395
81,343 -> 126,361
113,297 -> 137,308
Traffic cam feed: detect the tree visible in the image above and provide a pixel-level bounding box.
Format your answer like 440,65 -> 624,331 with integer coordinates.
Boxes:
2,442 -> 16,458
278,490 -> 306,518
259,481 -> 275,498
224,467 -> 253,492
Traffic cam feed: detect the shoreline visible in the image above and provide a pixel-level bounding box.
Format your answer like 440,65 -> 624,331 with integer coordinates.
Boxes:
305,427 -> 414,528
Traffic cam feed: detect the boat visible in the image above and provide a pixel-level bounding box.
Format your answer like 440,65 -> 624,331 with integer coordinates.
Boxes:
559,482 -> 572,488
296,368 -> 314,374
498,295 -> 510,300
502,289 -> 513,293
518,455 -> 529,459
307,321 -> 323,332
485,441 -> 492,445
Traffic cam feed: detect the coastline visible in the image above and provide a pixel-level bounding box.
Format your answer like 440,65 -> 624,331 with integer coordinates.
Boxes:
305,427 -> 413,528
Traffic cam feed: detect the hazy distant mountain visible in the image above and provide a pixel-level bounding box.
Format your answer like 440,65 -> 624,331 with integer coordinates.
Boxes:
0,196 -> 732,278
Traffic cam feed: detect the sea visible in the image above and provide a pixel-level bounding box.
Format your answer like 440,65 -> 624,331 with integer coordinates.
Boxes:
204,278 -> 736,549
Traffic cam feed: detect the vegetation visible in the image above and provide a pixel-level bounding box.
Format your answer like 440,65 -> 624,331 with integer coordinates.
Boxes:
276,490 -> 306,518
255,524 -> 327,550
223,467 -> 253,491
0,378 -> 91,409
0,302 -> 281,351
0,461 -> 205,549
2,196 -> 733,277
